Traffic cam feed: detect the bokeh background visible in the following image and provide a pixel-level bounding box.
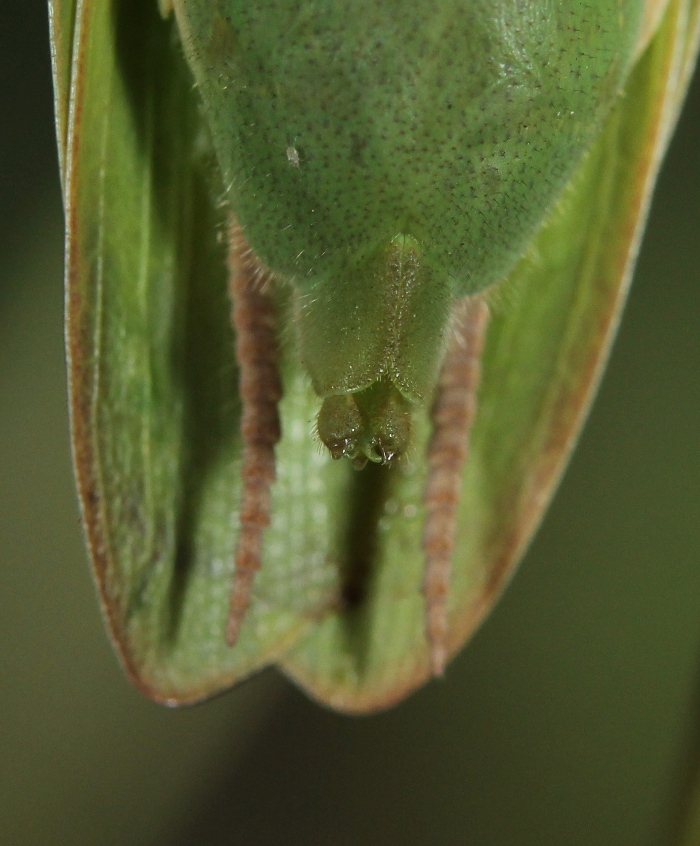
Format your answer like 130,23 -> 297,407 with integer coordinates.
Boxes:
1,4 -> 699,845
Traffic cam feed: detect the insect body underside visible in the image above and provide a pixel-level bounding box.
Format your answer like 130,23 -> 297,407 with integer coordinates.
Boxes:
170,0 -> 644,678
226,222 -> 489,675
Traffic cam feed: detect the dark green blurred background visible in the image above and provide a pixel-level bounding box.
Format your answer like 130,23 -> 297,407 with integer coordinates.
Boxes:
1,5 -> 699,845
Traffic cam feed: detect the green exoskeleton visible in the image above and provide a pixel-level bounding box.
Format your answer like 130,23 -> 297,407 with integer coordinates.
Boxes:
52,0 -> 699,707
171,1 -> 643,463
168,0 -> 643,669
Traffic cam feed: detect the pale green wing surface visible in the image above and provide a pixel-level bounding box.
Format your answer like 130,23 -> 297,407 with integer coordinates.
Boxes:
65,0 -> 362,703
63,0 -> 698,709
280,0 -> 700,711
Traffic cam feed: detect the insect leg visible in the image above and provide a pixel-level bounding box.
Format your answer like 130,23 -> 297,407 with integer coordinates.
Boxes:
226,221 -> 282,647
422,295 -> 490,676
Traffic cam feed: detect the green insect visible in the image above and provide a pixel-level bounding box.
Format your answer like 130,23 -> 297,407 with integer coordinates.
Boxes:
50,0 -> 699,709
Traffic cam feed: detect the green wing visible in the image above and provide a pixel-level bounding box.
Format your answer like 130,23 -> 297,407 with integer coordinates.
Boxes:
48,0 -> 79,187
285,0 -> 700,711
57,0 -> 699,710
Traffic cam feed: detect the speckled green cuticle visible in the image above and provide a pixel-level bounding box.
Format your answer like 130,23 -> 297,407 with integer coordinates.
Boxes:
173,0 -> 643,456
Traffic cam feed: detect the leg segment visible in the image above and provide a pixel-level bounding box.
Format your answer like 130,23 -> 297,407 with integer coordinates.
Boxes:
422,295 -> 490,676
226,222 -> 282,647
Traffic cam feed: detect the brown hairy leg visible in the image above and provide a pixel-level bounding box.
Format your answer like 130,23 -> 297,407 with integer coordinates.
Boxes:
422,294 -> 490,676
226,221 -> 282,647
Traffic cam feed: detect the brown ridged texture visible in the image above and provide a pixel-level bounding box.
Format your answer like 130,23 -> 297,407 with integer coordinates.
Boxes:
422,295 -> 490,676
226,222 -> 282,647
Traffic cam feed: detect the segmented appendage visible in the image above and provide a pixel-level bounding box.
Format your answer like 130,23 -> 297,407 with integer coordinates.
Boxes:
226,221 -> 282,647
422,295 -> 490,676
